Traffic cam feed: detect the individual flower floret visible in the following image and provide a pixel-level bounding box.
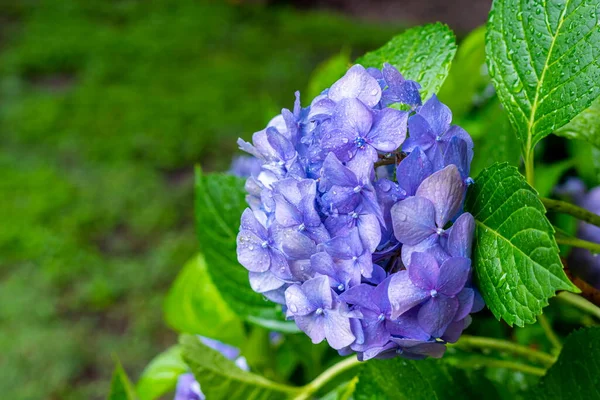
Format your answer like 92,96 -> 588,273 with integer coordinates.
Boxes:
285,275 -> 359,349
391,164 -> 467,265
389,252 -> 471,337
403,94 -> 474,163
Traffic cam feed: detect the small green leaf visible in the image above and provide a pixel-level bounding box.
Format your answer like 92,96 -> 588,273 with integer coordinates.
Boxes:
556,98 -> 600,148
438,25 -> 488,118
529,327 -> 600,399
356,23 -> 457,101
307,50 -> 351,100
465,163 -> 579,326
354,358 -> 500,400
180,334 -> 300,400
108,361 -> 137,400
136,346 -> 187,400
486,0 -> 600,156
164,254 -> 245,346
194,167 -> 297,332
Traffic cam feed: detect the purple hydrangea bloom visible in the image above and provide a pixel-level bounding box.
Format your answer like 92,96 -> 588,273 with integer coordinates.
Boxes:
235,63 -> 482,360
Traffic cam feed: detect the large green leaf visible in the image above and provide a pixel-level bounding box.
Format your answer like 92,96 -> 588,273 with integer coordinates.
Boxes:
180,334 -> 300,400
108,362 -> 137,400
529,327 -> 600,399
465,163 -> 578,326
136,346 -> 187,400
556,98 -> 600,148
163,254 -> 245,346
486,0 -> 600,155
356,23 -> 457,101
438,25 -> 488,118
194,167 -> 297,332
354,358 -> 500,400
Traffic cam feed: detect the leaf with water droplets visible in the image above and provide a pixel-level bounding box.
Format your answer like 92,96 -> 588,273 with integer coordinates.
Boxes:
195,167 -> 298,332
465,163 -> 578,327
356,23 -> 457,101
354,357 -> 501,400
528,327 -> 600,399
486,0 -> 600,155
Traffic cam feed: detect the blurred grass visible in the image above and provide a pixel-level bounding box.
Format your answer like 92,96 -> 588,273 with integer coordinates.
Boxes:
0,0 -> 401,398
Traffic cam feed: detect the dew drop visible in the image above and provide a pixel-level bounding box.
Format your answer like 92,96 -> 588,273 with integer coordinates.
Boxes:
511,79 -> 523,93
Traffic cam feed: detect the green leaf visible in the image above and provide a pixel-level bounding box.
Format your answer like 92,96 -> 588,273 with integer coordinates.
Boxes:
307,49 -> 350,100
180,334 -> 300,400
465,163 -> 578,326
486,0 -> 600,156
529,327 -> 600,399
136,346 -> 187,400
556,98 -> 600,148
194,167 -> 297,332
354,358 -> 500,400
438,25 -> 488,118
356,23 -> 457,101
164,254 -> 245,346
108,361 -> 137,400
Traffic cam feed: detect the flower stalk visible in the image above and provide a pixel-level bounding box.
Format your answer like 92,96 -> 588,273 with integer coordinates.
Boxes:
450,335 -> 556,367
542,197 -> 600,229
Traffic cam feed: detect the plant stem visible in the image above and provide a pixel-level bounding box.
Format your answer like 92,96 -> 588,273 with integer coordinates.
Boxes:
458,358 -> 547,376
555,236 -> 600,254
525,149 -> 535,186
537,314 -> 562,353
451,335 -> 556,367
295,356 -> 362,400
558,292 -> 600,320
541,197 -> 600,229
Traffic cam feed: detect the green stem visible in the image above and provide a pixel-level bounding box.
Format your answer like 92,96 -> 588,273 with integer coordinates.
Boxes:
457,358 -> 547,376
525,149 -> 535,186
541,197 -> 600,229
558,292 -> 600,320
555,236 -> 600,254
537,314 -> 562,353
295,356 -> 362,400
451,335 -> 556,367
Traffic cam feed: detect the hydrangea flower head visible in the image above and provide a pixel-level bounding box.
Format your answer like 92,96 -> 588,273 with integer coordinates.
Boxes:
235,63 -> 483,360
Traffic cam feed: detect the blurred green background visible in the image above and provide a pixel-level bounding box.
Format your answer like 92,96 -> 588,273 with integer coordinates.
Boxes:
0,1 -> 414,398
